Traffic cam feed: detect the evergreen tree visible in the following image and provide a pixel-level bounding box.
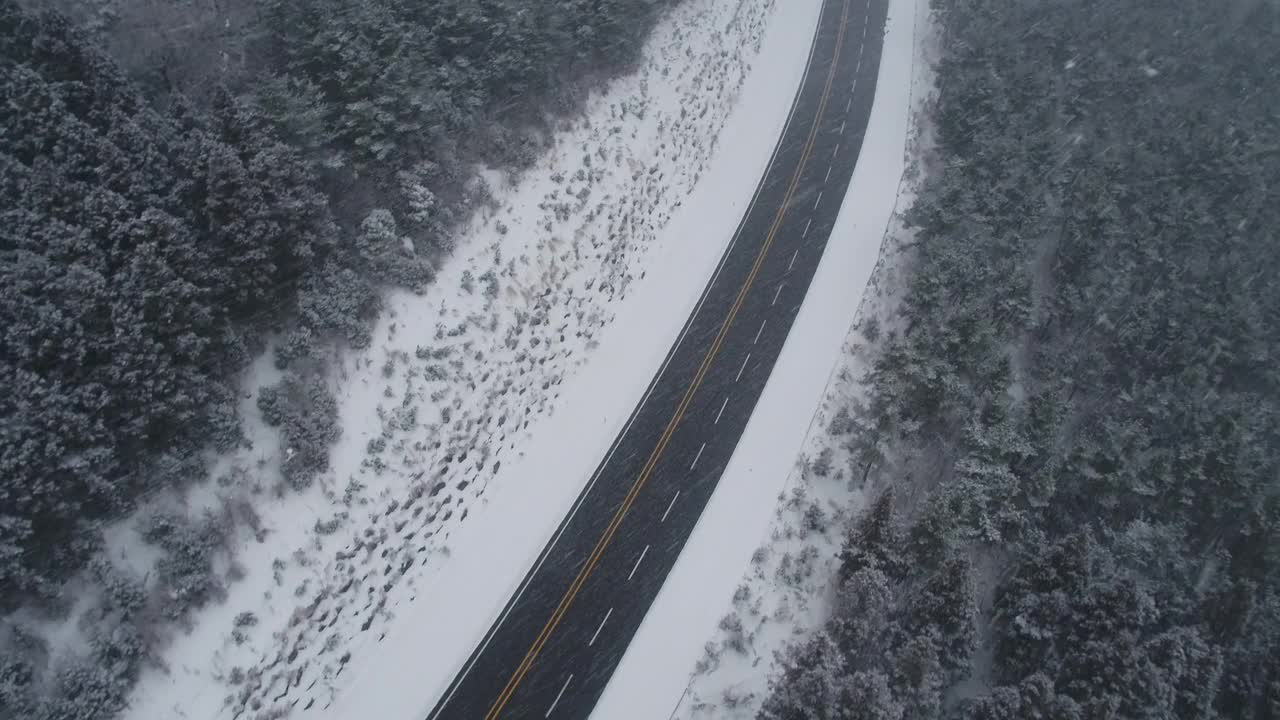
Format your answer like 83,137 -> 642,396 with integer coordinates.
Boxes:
763,0 -> 1279,716
838,490 -> 906,582
1,1 -> 338,609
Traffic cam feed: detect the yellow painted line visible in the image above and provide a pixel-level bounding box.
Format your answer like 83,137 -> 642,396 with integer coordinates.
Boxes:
484,2 -> 852,716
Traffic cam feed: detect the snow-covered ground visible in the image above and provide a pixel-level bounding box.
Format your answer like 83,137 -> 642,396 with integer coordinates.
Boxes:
592,0 -> 935,716
111,0 -> 848,718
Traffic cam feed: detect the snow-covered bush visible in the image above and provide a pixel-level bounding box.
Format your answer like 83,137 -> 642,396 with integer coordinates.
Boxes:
140,512 -> 229,621
257,376 -> 341,490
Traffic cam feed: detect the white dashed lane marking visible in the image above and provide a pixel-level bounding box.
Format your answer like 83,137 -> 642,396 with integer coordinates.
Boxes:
714,396 -> 729,424
661,491 -> 680,523
772,284 -> 784,306
754,319 -> 768,344
690,442 -> 706,470
588,609 -> 612,647
813,190 -> 823,210
546,675 -> 573,717
803,218 -> 812,238
788,249 -> 799,271
735,353 -> 751,382
627,545 -> 650,581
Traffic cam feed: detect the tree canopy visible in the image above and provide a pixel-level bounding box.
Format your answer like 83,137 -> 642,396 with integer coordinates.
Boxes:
761,0 -> 1280,716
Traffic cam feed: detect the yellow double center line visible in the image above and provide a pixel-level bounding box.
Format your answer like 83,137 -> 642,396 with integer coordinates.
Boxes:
484,2 -> 851,716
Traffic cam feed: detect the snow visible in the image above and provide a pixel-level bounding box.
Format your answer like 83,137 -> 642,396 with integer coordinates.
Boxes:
592,0 -> 931,715
112,0 -> 835,718
12,590 -> 97,673
317,1 -> 826,718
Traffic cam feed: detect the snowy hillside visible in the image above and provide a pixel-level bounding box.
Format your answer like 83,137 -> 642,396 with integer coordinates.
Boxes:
110,0 -> 818,718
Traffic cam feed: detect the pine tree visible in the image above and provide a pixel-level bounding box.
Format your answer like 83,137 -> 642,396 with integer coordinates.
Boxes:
906,555 -> 976,677
838,489 -> 906,583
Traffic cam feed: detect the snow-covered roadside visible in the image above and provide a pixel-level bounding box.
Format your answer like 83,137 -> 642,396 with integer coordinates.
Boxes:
590,0 -> 929,716
315,4 -> 827,719
117,1 -> 827,719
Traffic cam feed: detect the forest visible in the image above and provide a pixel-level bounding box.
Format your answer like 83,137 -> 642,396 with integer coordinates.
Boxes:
759,0 -> 1280,717
1,0 -> 671,717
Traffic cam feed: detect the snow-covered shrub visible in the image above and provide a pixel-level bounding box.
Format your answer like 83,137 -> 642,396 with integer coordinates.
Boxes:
140,512 -> 229,621
812,447 -> 834,477
257,375 -> 341,490
802,501 -> 828,535
718,612 -> 748,655
39,660 -> 130,720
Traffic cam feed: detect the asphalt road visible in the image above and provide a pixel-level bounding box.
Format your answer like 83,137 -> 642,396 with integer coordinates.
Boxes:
426,0 -> 889,716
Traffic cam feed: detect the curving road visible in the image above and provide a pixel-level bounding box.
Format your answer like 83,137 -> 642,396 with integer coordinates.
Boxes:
426,0 -> 888,716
